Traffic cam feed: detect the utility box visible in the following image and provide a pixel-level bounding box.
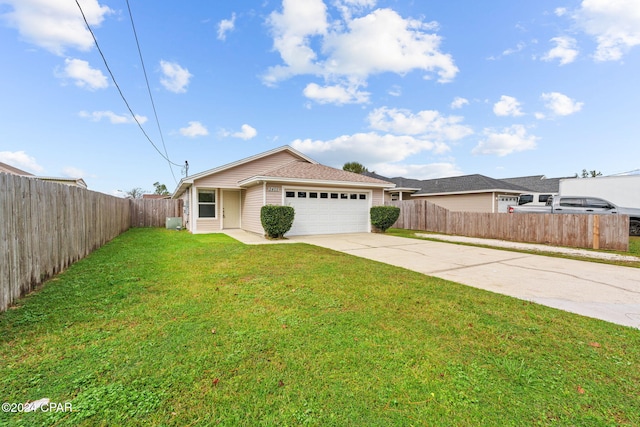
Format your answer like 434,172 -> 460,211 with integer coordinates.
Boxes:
166,217 -> 182,230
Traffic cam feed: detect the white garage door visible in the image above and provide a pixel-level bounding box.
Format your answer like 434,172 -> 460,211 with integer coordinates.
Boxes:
285,189 -> 370,236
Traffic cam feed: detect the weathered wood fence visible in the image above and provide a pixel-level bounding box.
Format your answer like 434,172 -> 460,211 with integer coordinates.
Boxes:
388,200 -> 629,252
1,174 -> 183,312
131,198 -> 183,227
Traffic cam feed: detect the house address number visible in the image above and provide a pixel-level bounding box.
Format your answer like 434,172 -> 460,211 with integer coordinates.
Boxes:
267,187 -> 280,192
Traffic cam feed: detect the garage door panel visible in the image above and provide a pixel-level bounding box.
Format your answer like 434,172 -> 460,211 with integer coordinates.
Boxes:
285,190 -> 369,236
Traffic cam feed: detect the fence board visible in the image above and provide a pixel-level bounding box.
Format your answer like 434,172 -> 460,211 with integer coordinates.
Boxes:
388,200 -> 629,252
1,174 -> 184,312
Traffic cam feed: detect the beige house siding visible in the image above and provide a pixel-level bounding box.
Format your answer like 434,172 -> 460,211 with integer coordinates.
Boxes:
195,151 -> 300,189
242,185 -> 264,235
194,188 -> 221,233
414,193 -> 494,213
371,188 -> 385,206
265,183 -> 283,205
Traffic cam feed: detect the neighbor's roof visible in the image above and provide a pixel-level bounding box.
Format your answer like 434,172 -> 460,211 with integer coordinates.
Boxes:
500,175 -> 572,193
238,161 -> 396,188
36,177 -> 88,188
365,172 -> 528,196
0,161 -> 34,176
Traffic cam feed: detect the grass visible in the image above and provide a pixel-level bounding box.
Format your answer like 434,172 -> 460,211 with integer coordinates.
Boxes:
387,228 -> 640,268
1,228 -> 639,426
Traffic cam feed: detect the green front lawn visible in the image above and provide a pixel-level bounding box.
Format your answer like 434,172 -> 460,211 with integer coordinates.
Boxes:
1,228 -> 639,426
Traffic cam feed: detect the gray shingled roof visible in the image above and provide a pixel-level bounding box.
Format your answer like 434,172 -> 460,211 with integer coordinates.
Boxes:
364,172 -> 528,194
499,175 -> 569,193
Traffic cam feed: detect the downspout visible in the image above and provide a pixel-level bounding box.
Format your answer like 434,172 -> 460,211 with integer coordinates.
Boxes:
191,185 -> 198,233
263,181 -> 267,206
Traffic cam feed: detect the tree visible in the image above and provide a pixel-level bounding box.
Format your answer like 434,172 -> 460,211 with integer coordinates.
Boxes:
343,162 -> 369,174
581,169 -> 602,178
153,181 -> 170,195
124,187 -> 145,199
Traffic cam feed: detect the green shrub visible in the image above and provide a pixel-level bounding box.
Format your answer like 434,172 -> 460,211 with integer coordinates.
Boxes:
261,205 -> 295,239
370,206 -> 400,232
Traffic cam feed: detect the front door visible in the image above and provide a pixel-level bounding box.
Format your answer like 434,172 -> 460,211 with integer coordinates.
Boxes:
222,191 -> 241,228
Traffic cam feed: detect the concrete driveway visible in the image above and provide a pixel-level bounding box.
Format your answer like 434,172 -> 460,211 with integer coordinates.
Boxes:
285,233 -> 640,329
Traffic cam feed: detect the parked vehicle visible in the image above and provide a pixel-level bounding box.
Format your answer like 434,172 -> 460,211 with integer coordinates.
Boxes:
509,196 -> 640,236
517,193 -> 554,206
559,175 -> 640,209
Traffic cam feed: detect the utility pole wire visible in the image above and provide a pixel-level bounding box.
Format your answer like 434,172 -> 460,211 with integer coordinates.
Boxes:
125,0 -> 178,185
74,0 -> 183,168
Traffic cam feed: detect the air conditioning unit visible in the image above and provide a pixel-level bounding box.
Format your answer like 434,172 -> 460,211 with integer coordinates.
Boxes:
166,217 -> 182,230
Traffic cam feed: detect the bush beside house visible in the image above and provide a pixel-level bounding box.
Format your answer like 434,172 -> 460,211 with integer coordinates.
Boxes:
261,205 -> 295,239
370,206 -> 400,232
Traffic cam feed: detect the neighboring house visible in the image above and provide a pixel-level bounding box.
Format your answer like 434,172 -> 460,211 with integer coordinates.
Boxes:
0,161 -> 34,176
365,172 -> 571,213
500,175 -> 567,205
366,172 -> 528,213
171,146 -> 395,236
142,194 -> 171,199
0,161 -> 87,189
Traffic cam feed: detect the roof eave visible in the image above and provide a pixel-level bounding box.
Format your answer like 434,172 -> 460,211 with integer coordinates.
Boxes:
238,176 -> 395,189
412,189 -> 524,197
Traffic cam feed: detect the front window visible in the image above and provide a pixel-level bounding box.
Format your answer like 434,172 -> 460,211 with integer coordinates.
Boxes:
198,190 -> 216,218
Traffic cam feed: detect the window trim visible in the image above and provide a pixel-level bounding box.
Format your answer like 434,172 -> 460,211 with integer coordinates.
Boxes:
198,189 -> 217,219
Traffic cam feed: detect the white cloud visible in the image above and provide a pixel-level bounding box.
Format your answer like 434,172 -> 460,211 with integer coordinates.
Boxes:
292,132 -> 446,167
574,0 -> 640,61
555,7 -> 568,17
264,2 -> 458,102
180,121 -> 209,137
493,95 -> 524,117
232,124 -> 258,140
334,0 -> 377,20
159,60 -> 192,93
0,0 -> 112,55
291,105 -> 475,174
387,85 -> 402,97
322,9 -> 457,82
59,58 -> 108,90
450,97 -> 469,109
542,36 -> 579,65
79,110 -> 147,124
541,92 -> 584,116
0,150 -> 44,173
472,125 -> 538,156
303,82 -> 370,104
217,13 -> 236,41
502,41 -> 526,56
367,107 -> 473,141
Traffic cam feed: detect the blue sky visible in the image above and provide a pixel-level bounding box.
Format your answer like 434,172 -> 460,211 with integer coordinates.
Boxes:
1,0 -> 639,196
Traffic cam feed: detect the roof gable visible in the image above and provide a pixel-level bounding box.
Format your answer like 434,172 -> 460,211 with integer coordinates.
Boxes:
172,146 -> 317,197
239,161 -> 395,187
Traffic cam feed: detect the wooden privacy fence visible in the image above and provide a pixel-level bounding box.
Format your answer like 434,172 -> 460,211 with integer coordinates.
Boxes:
1,173 -> 183,312
131,198 -> 183,228
388,199 -> 629,252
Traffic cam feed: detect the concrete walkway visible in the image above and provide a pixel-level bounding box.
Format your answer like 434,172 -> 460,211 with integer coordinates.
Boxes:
223,230 -> 640,329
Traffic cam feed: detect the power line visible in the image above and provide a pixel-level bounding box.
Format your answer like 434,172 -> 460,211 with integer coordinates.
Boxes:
74,0 -> 183,169
125,0 -> 177,185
